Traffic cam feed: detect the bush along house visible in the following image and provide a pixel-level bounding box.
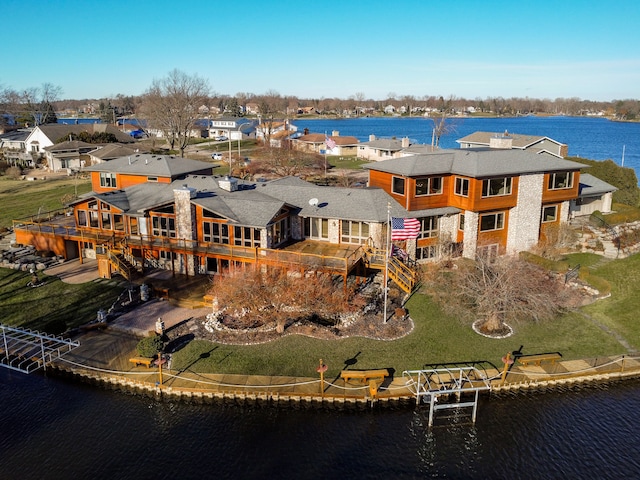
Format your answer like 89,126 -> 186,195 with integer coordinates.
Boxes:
12,145 -> 588,295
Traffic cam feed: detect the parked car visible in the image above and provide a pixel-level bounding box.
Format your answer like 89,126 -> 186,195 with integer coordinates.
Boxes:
214,136 -> 228,141
129,129 -> 145,139
211,153 -> 223,160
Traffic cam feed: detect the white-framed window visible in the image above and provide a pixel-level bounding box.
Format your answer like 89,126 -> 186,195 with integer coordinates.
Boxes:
99,172 -> 117,188
415,177 -> 443,196
479,212 -> 505,231
542,205 -> 558,223
482,177 -> 512,197
548,171 -> 574,190
454,177 -> 469,197
418,217 -> 439,239
392,176 -> 405,195
341,220 -> 370,244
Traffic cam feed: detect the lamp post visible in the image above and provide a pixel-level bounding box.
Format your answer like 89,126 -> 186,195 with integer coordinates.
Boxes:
228,135 -> 232,175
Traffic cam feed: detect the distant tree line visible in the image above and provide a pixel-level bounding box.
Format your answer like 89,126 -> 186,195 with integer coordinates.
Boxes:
3,76 -> 640,131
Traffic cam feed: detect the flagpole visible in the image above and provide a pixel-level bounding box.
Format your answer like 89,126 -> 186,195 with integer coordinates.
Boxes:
383,203 -> 391,324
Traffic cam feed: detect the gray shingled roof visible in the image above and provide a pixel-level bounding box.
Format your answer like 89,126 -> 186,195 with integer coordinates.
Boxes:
83,153 -> 214,177
456,131 -> 565,149
363,148 -> 585,178
80,173 -> 458,227
257,176 -> 455,221
360,138 -> 406,151
44,140 -> 94,152
37,124 -> 134,144
92,183 -> 175,213
579,173 -> 617,197
88,143 -> 148,160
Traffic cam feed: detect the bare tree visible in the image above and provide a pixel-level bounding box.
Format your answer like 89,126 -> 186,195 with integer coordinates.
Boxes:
140,69 -> 210,157
262,146 -> 318,177
429,96 -> 456,149
209,267 -> 356,333
427,255 -> 572,335
8,83 -> 63,126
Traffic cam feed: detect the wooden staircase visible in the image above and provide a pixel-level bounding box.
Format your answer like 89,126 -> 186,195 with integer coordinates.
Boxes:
107,249 -> 139,281
363,245 -> 418,294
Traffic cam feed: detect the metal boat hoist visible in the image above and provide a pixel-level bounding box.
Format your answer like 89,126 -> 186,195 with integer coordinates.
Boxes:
0,324 -> 80,374
403,366 -> 492,426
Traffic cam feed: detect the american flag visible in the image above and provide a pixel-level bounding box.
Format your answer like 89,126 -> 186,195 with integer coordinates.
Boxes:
391,217 -> 421,240
325,135 -> 337,150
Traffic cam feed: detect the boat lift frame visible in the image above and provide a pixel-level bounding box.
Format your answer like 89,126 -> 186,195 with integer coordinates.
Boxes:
403,366 -> 492,426
0,324 -> 80,374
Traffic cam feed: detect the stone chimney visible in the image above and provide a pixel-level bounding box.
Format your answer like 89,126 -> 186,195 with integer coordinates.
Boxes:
218,175 -> 238,192
489,130 -> 513,149
173,184 -> 197,275
369,134 -> 376,142
401,137 -> 410,148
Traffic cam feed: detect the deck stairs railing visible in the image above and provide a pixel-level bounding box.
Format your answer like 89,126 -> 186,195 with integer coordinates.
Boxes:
107,249 -> 138,281
363,245 -> 417,294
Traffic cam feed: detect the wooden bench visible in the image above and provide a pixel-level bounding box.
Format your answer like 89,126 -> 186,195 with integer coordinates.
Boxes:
129,357 -> 154,368
340,369 -> 389,383
340,369 -> 390,399
518,352 -> 562,367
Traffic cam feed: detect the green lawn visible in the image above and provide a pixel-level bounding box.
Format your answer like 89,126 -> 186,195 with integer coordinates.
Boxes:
0,269 -> 123,334
0,176 -> 92,229
169,281 -> 630,379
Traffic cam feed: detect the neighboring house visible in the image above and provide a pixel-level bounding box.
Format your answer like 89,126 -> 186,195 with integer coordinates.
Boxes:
292,131 -> 359,155
357,135 -> 410,161
24,124 -> 134,157
43,140 -> 95,172
457,131 -> 568,158
255,120 -> 296,142
86,143 -> 148,166
244,103 -> 260,115
364,148 -> 585,259
571,173 -> 616,217
208,118 -> 256,141
0,128 -> 33,167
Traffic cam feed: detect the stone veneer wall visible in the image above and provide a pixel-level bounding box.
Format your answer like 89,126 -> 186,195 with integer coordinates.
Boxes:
462,211 -> 479,258
439,214 -> 459,244
506,173 -> 543,254
173,186 -> 197,275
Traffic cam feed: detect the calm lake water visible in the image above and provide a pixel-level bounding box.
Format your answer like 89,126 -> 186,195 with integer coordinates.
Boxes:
4,116 -> 640,479
294,116 -> 640,178
1,369 -> 639,480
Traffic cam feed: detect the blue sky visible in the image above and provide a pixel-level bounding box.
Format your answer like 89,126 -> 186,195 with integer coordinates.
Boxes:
3,0 -> 639,102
